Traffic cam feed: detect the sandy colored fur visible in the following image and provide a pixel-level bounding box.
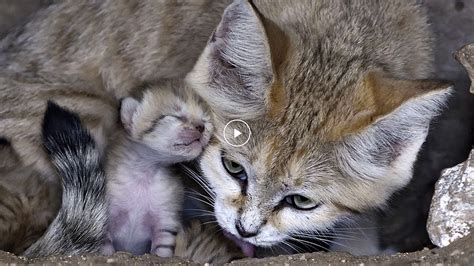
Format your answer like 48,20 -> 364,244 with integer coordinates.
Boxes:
187,0 -> 452,252
175,219 -> 243,263
0,143 -> 60,254
0,0 -> 454,257
0,0 -> 230,179
0,0 -> 230,255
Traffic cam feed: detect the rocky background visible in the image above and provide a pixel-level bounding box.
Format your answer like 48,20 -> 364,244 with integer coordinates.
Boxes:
0,0 -> 472,264
428,148 -> 473,248
377,0 -> 474,253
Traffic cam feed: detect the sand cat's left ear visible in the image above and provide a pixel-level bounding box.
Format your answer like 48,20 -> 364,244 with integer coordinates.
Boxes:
120,97 -> 140,134
335,72 -> 452,201
186,0 -> 284,120
332,71 -> 453,138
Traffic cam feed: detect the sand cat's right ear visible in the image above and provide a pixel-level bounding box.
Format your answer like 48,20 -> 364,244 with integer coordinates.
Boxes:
334,72 -> 452,204
120,97 -> 140,134
186,0 -> 276,120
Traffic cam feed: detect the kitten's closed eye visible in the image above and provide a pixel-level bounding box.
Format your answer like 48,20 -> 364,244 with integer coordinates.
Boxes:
159,114 -> 185,122
146,115 -> 186,135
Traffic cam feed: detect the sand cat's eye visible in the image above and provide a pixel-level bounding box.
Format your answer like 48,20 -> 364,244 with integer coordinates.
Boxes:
285,195 -> 320,210
222,157 -> 247,181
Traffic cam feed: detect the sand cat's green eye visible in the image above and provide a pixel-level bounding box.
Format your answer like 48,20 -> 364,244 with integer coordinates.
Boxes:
285,195 -> 320,210
222,157 -> 247,181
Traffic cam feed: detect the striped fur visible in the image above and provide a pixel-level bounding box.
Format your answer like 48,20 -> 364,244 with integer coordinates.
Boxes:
175,219 -> 243,263
23,102 -> 107,257
0,1 -> 230,252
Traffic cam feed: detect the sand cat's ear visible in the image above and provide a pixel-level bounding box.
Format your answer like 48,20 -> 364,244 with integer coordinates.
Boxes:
186,0 -> 276,119
332,71 -> 453,138
120,97 -> 140,134
336,72 -> 452,200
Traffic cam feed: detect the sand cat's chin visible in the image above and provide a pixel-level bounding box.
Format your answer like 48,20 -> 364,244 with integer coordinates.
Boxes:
215,200 -> 287,248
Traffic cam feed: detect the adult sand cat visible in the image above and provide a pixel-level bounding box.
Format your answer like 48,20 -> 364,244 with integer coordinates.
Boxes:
185,0 -> 453,253
0,0 -> 451,255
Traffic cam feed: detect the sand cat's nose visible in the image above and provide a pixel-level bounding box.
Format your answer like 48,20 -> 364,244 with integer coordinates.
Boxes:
236,220 -> 258,238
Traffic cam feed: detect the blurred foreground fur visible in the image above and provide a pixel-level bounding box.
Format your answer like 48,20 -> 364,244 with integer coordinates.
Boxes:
175,219 -> 243,264
0,141 -> 59,254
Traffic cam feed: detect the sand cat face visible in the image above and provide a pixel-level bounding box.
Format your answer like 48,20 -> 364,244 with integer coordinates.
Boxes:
121,80 -> 213,163
186,1 -> 451,247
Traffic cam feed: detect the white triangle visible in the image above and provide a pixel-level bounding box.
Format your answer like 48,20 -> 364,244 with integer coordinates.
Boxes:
233,129 -> 242,138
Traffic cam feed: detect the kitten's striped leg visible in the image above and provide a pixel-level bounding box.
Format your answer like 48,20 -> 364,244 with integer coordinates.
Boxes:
151,225 -> 178,257
101,233 -> 115,255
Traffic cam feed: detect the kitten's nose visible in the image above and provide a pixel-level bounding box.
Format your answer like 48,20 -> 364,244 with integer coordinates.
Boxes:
195,123 -> 205,133
236,221 -> 258,238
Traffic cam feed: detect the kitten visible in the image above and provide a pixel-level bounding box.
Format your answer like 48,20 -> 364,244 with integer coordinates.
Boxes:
30,101 -> 243,263
185,0 -> 453,255
102,79 -> 212,256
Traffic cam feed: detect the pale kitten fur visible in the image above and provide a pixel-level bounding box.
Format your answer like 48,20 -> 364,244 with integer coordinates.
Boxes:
102,80 -> 212,256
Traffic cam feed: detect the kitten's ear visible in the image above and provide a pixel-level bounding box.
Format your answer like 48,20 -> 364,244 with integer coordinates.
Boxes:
120,97 -> 140,134
186,0 -> 279,120
336,71 -> 452,201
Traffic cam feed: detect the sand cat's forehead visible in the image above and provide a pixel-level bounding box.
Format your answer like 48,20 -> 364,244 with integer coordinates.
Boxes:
217,129 -> 333,185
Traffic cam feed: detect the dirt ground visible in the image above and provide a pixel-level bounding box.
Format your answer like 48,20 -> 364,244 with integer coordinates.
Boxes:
0,233 -> 471,265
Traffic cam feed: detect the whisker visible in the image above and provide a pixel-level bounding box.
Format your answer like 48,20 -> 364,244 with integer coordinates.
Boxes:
303,235 -> 353,250
209,226 -> 225,239
201,220 -> 220,226
180,164 -> 216,197
289,236 -> 330,252
272,244 -> 292,255
185,174 -> 214,196
281,240 -> 303,254
332,226 -> 381,231
183,208 -> 215,214
293,232 -> 359,241
187,195 -> 215,208
186,213 -> 216,219
294,229 -> 365,247
186,190 -> 215,204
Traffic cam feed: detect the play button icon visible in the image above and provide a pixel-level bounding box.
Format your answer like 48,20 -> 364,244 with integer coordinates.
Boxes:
223,119 -> 251,147
234,129 -> 242,138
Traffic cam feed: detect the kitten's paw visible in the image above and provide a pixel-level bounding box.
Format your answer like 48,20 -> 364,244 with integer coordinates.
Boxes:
153,246 -> 174,257
101,243 -> 115,255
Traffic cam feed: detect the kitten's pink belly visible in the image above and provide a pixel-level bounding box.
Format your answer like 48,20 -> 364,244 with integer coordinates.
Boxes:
108,208 -> 157,255
107,175 -> 172,255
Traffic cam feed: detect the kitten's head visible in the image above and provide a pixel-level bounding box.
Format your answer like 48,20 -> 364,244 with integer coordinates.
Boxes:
120,80 -> 213,163
186,0 -> 452,248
